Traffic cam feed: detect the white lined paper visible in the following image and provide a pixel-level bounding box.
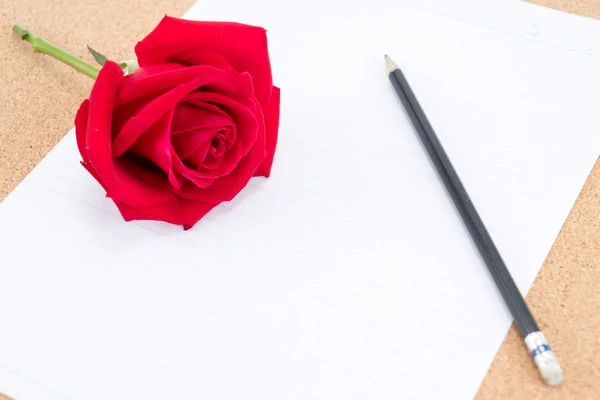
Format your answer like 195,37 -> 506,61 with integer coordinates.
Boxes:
0,0 -> 599,399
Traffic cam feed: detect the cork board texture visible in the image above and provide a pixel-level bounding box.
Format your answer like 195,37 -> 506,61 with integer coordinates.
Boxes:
0,0 -> 598,399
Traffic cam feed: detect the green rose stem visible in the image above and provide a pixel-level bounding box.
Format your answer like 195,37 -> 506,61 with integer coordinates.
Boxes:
12,24 -> 99,80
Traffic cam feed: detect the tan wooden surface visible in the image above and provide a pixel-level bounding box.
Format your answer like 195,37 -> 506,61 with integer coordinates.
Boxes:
0,0 -> 598,398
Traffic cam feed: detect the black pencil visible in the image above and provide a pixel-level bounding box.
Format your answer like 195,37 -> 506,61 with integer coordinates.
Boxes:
385,54 -> 563,386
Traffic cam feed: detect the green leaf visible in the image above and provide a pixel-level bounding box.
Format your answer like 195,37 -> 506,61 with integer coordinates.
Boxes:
87,45 -> 108,66
87,45 -> 138,74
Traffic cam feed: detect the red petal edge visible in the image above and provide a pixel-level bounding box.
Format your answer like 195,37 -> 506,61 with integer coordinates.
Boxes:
253,86 -> 280,177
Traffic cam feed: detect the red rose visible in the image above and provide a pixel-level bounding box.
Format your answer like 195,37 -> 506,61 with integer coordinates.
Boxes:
74,17 -> 280,230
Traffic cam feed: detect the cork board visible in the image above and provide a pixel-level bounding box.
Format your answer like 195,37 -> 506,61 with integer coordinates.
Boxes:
0,0 -> 598,399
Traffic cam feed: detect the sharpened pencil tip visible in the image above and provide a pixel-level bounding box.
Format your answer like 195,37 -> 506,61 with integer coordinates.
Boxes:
385,54 -> 398,73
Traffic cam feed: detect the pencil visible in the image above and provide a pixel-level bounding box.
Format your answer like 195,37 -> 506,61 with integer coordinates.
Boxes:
384,54 -> 563,386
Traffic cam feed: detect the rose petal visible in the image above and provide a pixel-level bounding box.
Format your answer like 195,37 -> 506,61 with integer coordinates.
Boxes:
79,63 -> 174,206
171,101 -> 234,135
181,168 -> 215,188
127,111 -> 183,190
225,125 -> 237,149
129,112 -> 172,173
172,102 -> 233,134
176,95 -> 259,181
167,50 -> 232,70
84,61 -> 123,185
112,92 -> 158,141
200,151 -> 224,170
173,98 -> 267,204
112,77 -> 206,157
75,99 -> 90,162
117,154 -> 173,191
81,161 -> 108,191
115,64 -> 224,107
184,92 -> 259,159
134,17 -> 274,108
113,197 -> 216,230
184,140 -> 212,166
169,156 -> 185,190
254,86 -> 280,177
171,127 -> 216,160
201,135 -> 244,177
106,157 -> 176,208
202,70 -> 256,103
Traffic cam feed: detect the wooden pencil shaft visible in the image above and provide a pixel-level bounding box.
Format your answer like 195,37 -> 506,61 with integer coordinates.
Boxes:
388,67 -> 539,337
